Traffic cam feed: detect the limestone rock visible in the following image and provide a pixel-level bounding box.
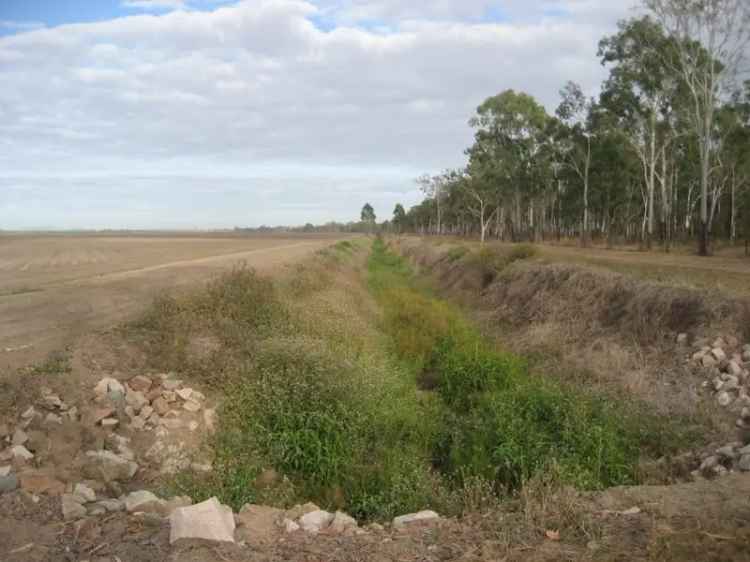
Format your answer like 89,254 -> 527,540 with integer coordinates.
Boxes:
82,450 -> 138,482
299,510 -> 334,534
738,455 -> 750,472
101,418 -> 119,429
129,375 -> 153,392
94,378 -> 125,402
74,483 -> 97,503
61,494 -> 87,520
717,391 -> 733,407
11,445 -> 34,461
152,397 -> 170,416
12,429 -> 28,446
392,510 -> 440,528
169,497 -> 236,544
711,348 -> 727,362
124,490 -> 166,514
283,518 -> 300,533
329,511 -> 358,534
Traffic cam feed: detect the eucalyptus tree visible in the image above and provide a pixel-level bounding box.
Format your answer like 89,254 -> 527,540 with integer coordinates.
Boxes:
643,0 -> 750,255
598,17 -> 684,248
392,203 -> 407,234
556,81 -> 596,246
468,89 -> 550,241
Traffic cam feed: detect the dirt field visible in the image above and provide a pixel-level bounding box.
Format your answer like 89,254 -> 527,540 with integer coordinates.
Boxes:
0,233 -> 346,371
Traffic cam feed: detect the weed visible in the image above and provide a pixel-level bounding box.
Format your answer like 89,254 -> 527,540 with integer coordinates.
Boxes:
23,350 -> 71,377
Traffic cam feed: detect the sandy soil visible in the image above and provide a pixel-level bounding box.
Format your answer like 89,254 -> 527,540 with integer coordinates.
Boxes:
0,234 -> 346,371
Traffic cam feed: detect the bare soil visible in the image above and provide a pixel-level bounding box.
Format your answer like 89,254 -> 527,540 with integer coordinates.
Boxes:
0,234 -> 346,371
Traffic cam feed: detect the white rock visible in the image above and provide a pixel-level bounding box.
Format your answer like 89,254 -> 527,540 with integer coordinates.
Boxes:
711,348 -> 727,362
203,409 -> 217,433
169,497 -> 235,544
283,518 -> 300,533
124,490 -> 166,514
726,361 -> 743,376
11,445 -> 34,461
299,510 -> 334,534
82,450 -> 138,482
74,483 -> 97,503
12,429 -> 28,446
61,494 -> 87,520
101,418 -> 119,429
94,377 -> 125,401
176,388 -> 193,401
191,390 -> 206,401
329,511 -> 358,534
94,499 -> 124,512
0,465 -> 11,477
676,333 -> 688,345
737,455 -> 750,472
125,390 -> 148,413
717,391 -> 733,407
44,413 -> 63,425
21,406 -> 36,419
162,379 -> 183,391
392,510 -> 440,528
183,400 -> 201,413
702,355 -> 717,368
188,421 -> 199,432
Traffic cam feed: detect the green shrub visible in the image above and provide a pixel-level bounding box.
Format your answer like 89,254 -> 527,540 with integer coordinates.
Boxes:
446,246 -> 469,262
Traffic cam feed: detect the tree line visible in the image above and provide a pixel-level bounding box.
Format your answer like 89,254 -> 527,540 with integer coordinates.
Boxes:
388,1 -> 750,255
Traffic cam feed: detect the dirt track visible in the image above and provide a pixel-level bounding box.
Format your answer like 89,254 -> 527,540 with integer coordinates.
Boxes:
0,234 -> 343,371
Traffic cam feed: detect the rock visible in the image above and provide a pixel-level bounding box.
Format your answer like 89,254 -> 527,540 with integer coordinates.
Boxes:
692,350 -> 706,361
169,497 -> 236,544
237,504 -> 284,543
124,490 -> 166,514
191,462 -> 212,473
738,444 -> 750,455
140,405 -> 154,419
726,361 -> 743,376
183,400 -> 201,413
329,511 -> 358,534
285,502 -> 320,520
203,409 -> 217,433
299,510 -> 334,534
702,355 -> 717,368
392,510 -> 440,528
162,390 -> 177,402
12,429 -> 28,446
82,450 -> 138,482
737,455 -> 750,472
191,390 -> 206,401
125,390 -> 148,413
0,474 -> 19,493
94,377 -> 125,402
74,483 -> 97,503
711,348 -> 727,362
255,469 -> 279,489
723,376 -> 740,391
19,472 -> 65,495
188,421 -> 199,432
159,418 -> 182,430
152,397 -> 170,416
717,391 -> 733,407
743,350 -> 750,362
61,494 -> 87,520
11,445 -> 34,461
91,407 -> 115,425
44,413 -> 63,425
283,518 -> 300,533
43,394 -> 64,410
21,406 -> 36,419
101,418 -> 119,429
92,498 -> 124,512
712,377 -> 724,391
699,455 -> 719,475
129,375 -> 153,392
0,466 -> 10,477
715,445 -> 736,459
712,338 -> 726,349
176,388 -> 193,401
676,333 -> 688,345
366,523 -> 384,532
741,407 -> 750,421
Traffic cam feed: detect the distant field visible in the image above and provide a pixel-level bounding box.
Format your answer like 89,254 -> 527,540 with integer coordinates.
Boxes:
0,233 -> 347,370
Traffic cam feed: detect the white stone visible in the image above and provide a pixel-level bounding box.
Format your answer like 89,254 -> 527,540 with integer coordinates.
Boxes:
676,333 -> 688,345
44,413 -> 63,425
188,421 -> 199,432
392,510 -> 440,528
61,494 -> 87,521
101,418 -> 119,429
283,518 -> 300,533
183,400 -> 201,413
162,379 -> 183,391
11,445 -> 34,461
12,429 -> 28,446
203,409 -> 217,433
83,450 -> 138,482
717,391 -> 733,407
124,490 -> 166,514
329,511 -> 358,534
299,510 -> 334,534
0,466 -> 11,477
94,499 -> 124,512
94,377 -> 125,401
169,497 -> 235,544
176,388 -> 193,401
726,361 -> 743,376
737,455 -> 750,472
191,390 -> 206,401
711,348 -> 727,362
74,483 -> 97,503
702,354 -> 717,368
21,406 -> 36,419
125,390 -> 148,413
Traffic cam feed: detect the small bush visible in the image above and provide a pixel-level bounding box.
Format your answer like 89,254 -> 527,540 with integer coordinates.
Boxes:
446,246 -> 469,262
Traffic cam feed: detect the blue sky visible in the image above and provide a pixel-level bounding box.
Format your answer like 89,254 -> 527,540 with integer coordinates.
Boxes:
0,0 -> 631,229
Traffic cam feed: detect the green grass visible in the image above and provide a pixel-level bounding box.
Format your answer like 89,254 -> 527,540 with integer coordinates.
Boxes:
368,238 -> 674,492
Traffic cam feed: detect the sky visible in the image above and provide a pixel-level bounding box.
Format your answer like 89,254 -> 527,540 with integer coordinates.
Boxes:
0,0 -> 636,229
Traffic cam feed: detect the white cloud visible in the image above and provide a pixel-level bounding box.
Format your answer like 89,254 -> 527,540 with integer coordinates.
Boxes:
122,0 -> 186,10
0,20 -> 46,31
0,0 -> 633,228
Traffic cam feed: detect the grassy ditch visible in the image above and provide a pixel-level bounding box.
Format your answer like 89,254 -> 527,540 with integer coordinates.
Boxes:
130,237 -> 685,522
368,238 -> 684,491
